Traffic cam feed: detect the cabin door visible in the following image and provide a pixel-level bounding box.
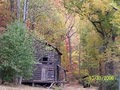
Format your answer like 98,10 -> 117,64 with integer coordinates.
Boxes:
41,57 -> 55,81
41,66 -> 47,81
41,65 -> 55,81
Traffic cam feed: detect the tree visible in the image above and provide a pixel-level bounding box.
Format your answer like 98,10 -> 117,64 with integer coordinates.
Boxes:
64,0 -> 120,47
64,13 -> 74,72
64,0 -> 120,89
28,0 -> 66,48
0,0 -> 12,29
64,0 -> 120,73
0,21 -> 34,84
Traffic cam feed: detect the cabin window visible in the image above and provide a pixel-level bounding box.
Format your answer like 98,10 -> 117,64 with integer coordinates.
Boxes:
42,57 -> 48,64
43,57 -> 48,61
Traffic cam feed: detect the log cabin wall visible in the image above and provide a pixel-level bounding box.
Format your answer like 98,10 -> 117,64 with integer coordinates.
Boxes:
31,40 -> 61,82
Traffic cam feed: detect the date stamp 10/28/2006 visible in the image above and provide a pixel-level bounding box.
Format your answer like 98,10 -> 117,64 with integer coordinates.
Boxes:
88,75 -> 116,81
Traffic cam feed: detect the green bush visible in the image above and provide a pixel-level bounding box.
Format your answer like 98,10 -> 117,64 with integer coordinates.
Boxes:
97,76 -> 118,90
0,21 -> 35,83
104,77 -> 119,90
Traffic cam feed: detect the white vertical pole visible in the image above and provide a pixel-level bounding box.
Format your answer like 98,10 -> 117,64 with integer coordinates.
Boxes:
23,0 -> 28,22
119,74 -> 120,90
23,0 -> 26,22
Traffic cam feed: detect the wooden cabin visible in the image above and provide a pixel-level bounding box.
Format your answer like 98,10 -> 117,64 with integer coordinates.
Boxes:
22,40 -> 66,85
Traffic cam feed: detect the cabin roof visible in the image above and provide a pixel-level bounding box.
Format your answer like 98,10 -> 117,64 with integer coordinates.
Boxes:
34,39 -> 62,55
46,43 -> 62,55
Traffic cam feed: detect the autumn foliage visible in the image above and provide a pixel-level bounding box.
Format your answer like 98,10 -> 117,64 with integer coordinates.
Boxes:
0,1 -> 12,31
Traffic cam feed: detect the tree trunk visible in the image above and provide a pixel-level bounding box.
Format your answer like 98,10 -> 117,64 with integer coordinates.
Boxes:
16,0 -> 20,20
78,42 -> 81,77
30,16 -> 35,30
99,60 -> 106,90
99,60 -> 103,90
23,0 -> 28,23
67,36 -> 72,72
10,0 -> 15,20
18,76 -> 22,85
10,0 -> 14,13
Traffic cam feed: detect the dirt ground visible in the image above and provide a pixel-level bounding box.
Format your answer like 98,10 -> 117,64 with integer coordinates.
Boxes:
62,85 -> 98,90
0,85 -> 48,90
0,85 -> 98,90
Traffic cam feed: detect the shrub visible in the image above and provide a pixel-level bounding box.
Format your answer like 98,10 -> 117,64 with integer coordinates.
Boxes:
0,21 -> 35,84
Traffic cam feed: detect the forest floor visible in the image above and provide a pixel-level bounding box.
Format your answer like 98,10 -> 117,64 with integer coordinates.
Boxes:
62,84 -> 98,90
0,84 -> 98,90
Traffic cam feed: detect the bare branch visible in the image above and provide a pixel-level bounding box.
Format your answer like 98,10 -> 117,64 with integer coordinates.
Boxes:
88,17 -> 105,38
69,31 -> 76,37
